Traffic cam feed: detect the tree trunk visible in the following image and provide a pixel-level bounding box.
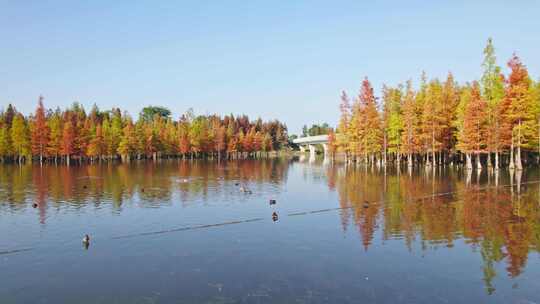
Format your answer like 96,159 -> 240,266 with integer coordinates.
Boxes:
466,153 -> 472,170
538,117 -> 540,164
509,139 -> 515,170
516,145 -> 523,170
476,153 -> 482,170
516,121 -> 523,170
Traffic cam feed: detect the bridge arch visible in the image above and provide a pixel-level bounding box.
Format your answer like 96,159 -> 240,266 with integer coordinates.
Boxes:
292,135 -> 330,157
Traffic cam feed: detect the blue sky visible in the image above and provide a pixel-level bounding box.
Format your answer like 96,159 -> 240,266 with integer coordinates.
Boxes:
1,1 -> 539,134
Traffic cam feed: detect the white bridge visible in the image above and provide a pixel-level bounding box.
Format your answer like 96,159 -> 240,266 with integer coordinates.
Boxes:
292,135 -> 330,156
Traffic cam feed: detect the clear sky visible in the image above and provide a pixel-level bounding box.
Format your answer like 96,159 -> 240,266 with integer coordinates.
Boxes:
1,1 -> 539,134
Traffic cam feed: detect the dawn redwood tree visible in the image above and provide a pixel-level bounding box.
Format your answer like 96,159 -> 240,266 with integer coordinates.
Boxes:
421,79 -> 444,166
118,117 -> 136,161
502,54 -> 534,170
71,103 -> 88,162
87,124 -> 104,161
382,85 -> 403,165
243,127 -> 256,154
533,81 -> 540,160
440,73 -> 460,161
415,73 -> 429,164
215,125 -> 227,159
109,110 -> 123,157
327,130 -> 337,157
178,120 -> 191,158
337,91 -> 351,158
457,83 -> 488,169
262,133 -> 272,153
143,122 -> 157,160
481,38 -> 505,169
363,78 -> 382,164
348,95 -> 364,160
61,114 -> 75,165
253,131 -> 263,153
31,96 -> 49,164
401,80 -> 419,167
47,109 -> 63,163
0,123 -> 11,162
11,113 -> 30,164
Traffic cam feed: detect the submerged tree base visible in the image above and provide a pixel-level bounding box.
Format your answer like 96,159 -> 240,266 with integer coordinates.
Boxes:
0,150 -> 295,165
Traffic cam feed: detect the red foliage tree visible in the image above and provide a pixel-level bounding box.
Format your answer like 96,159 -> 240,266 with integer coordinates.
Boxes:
31,95 -> 49,163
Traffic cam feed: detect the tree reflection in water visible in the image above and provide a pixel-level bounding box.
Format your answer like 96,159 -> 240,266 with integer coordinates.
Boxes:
324,163 -> 540,294
1,159 -> 539,295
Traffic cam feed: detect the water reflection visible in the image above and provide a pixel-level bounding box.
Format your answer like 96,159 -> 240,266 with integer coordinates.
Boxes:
0,159 -> 290,215
324,164 -> 540,294
1,159 -> 540,300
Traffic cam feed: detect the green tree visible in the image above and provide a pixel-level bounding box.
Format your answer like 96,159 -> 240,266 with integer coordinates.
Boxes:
400,80 -> 419,167
481,38 -> 505,168
11,114 -> 30,164
47,109 -> 63,162
421,79 -> 444,166
0,124 -> 11,161
140,106 -> 171,122
118,117 -> 137,160
189,116 -> 208,156
382,85 -> 403,165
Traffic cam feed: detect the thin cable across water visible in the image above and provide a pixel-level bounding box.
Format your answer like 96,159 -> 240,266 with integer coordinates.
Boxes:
3,179 -> 539,255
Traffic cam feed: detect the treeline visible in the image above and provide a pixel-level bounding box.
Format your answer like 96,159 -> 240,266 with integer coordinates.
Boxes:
301,123 -> 332,137
0,103 -> 289,164
330,38 -> 540,170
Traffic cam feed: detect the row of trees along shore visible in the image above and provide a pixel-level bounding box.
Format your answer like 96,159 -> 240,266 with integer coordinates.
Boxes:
0,103 -> 289,165
328,38 -> 540,170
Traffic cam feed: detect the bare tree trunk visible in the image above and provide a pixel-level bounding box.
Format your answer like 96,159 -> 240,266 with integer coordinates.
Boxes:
538,117 -> 540,164
509,138 -> 515,170
476,153 -> 482,170
466,153 -> 472,170
516,121 -> 523,170
383,133 -> 387,166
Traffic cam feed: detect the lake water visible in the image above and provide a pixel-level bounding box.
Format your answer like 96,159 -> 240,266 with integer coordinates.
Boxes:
1,158 -> 540,303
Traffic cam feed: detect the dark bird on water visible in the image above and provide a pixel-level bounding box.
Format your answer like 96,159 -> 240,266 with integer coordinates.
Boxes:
272,212 -> 279,221
269,199 -> 276,205
82,234 -> 91,249
32,203 -> 38,208
240,186 -> 252,194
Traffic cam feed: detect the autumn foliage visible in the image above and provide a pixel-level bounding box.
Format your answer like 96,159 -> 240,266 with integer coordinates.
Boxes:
335,39 -> 540,170
0,103 -> 288,164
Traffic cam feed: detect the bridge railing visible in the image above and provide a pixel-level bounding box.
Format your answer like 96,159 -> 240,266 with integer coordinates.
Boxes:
292,135 -> 329,144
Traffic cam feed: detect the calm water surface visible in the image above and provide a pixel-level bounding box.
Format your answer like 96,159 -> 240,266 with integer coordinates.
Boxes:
1,159 -> 540,303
